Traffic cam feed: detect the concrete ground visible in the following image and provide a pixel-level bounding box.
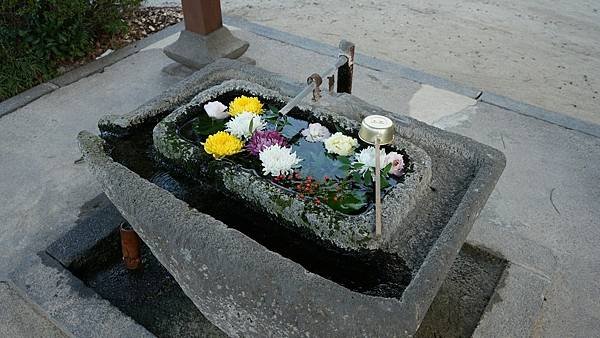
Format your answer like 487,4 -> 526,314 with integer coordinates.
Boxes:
220,0 -> 600,125
1,22 -> 599,337
0,281 -> 68,337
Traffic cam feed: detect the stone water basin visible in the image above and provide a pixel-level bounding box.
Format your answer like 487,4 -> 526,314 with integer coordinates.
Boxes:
79,59 -> 505,337
153,80 -> 432,251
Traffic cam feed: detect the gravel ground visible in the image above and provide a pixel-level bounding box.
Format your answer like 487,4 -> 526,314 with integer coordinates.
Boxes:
215,0 -> 600,124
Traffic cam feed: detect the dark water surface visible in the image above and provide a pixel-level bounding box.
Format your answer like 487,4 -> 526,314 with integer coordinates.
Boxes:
177,91 -> 413,215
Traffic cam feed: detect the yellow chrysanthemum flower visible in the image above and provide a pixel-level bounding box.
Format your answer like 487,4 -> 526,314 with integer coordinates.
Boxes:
203,131 -> 244,159
228,96 -> 263,116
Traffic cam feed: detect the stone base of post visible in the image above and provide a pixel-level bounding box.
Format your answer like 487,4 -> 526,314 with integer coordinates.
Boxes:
163,27 -> 249,69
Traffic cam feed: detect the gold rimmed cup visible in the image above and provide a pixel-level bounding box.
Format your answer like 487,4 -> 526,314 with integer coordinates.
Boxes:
357,115 -> 395,238
358,115 -> 395,145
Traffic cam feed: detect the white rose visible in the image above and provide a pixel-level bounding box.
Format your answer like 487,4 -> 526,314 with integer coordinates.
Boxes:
204,101 -> 229,119
301,123 -> 331,142
324,132 -> 358,156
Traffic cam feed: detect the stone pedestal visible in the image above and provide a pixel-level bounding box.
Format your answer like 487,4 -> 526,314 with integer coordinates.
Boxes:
163,28 -> 249,69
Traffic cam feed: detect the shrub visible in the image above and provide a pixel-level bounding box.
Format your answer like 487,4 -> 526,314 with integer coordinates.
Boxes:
0,0 -> 142,101
89,0 -> 142,37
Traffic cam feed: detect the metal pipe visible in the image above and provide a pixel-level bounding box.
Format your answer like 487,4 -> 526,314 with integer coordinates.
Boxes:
120,222 -> 141,270
279,83 -> 315,115
279,55 -> 349,115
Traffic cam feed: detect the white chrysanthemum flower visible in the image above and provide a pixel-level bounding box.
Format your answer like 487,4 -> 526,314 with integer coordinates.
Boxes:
203,101 -> 229,119
352,146 -> 387,175
301,123 -> 331,142
225,111 -> 265,139
259,145 -> 302,177
324,132 -> 358,156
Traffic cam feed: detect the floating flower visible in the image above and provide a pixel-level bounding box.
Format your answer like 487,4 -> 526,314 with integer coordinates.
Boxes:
385,151 -> 405,176
225,111 -> 266,139
324,132 -> 358,156
352,146 -> 387,175
246,130 -> 287,156
228,96 -> 263,116
203,101 -> 228,119
259,144 -> 302,176
203,131 -> 243,159
301,123 -> 331,142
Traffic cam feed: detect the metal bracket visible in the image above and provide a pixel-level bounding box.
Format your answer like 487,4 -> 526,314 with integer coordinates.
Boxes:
307,73 -> 323,102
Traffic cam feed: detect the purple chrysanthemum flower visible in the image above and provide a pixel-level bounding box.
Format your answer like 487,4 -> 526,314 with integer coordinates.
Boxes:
246,130 -> 288,156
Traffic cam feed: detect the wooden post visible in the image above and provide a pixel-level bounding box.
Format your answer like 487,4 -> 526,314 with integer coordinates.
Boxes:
374,138 -> 382,237
181,0 -> 223,35
337,40 -> 355,94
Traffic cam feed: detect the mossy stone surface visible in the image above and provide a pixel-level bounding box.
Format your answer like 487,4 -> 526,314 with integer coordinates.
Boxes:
153,80 -> 432,250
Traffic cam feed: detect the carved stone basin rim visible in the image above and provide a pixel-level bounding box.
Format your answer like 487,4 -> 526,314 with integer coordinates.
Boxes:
152,79 -> 433,251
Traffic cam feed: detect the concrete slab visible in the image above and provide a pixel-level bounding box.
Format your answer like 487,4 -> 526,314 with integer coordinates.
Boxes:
472,264 -> 549,338
0,83 -> 58,117
0,281 -> 68,338
0,48 -> 181,274
142,31 -> 180,51
46,194 -> 125,269
444,101 -> 600,337
408,84 -> 477,124
8,254 -> 153,337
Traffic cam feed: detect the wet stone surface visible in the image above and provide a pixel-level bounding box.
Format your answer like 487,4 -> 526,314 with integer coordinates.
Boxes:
106,124 -> 413,299
152,81 -> 433,251
72,232 -> 226,338
71,228 -> 506,338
